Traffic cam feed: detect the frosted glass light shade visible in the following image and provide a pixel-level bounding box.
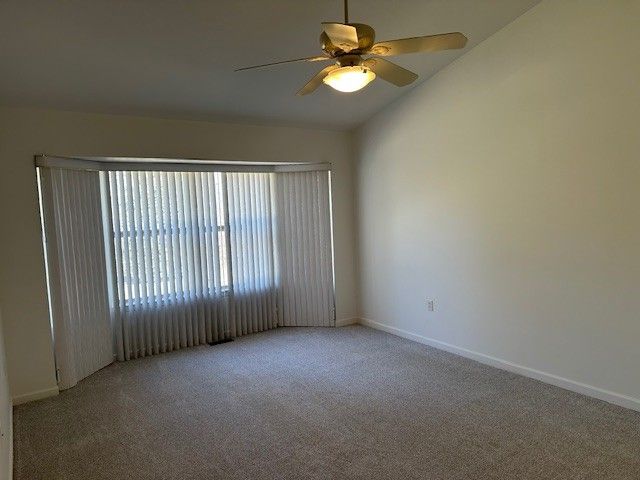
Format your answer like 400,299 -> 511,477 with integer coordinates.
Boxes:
323,66 -> 376,93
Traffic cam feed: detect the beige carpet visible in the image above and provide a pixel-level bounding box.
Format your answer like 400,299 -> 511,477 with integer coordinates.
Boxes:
13,325 -> 640,479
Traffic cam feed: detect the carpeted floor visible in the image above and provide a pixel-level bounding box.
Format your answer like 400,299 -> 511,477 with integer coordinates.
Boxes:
13,325 -> 640,479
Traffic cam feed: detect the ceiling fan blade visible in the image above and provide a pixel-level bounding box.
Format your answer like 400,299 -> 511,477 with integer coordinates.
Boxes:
235,56 -> 329,72
369,32 -> 467,56
322,22 -> 359,52
297,65 -> 338,96
363,58 -> 418,87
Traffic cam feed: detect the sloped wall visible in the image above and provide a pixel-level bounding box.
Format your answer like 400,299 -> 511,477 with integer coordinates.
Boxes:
355,0 -> 640,407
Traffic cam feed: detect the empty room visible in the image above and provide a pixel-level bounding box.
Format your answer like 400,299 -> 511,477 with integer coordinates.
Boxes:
0,0 -> 639,478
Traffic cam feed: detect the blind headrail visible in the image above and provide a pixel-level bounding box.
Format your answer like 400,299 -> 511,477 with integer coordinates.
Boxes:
35,155 -> 331,173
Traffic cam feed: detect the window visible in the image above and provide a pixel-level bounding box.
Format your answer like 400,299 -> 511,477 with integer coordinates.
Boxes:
38,157 -> 334,364
108,170 -> 232,305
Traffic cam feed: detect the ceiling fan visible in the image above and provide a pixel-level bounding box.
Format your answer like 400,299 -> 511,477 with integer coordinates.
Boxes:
235,0 -> 468,95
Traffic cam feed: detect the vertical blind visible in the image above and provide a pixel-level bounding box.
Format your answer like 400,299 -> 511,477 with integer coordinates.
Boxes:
39,162 -> 335,388
226,173 -> 278,337
275,172 -> 334,327
107,170 -> 281,360
107,171 -> 231,360
39,169 -> 114,389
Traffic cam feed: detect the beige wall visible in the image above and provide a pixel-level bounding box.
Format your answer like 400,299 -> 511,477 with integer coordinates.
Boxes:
355,0 -> 640,407
0,107 -> 358,401
0,307 -> 11,480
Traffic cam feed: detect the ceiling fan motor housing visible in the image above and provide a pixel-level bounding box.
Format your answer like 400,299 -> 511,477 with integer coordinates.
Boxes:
337,54 -> 363,67
320,23 -> 375,57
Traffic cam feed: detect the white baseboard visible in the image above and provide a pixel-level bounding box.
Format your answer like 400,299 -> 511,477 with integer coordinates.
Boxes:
12,386 -> 58,406
335,317 -> 358,327
8,407 -> 12,480
359,317 -> 640,413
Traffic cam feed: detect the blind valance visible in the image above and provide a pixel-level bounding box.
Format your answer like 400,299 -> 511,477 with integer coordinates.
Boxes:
36,155 -> 331,173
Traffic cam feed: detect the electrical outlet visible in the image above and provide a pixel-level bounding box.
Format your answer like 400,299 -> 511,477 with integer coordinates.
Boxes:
426,299 -> 435,312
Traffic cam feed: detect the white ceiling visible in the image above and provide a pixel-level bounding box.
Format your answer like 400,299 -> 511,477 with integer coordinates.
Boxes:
0,0 -> 540,130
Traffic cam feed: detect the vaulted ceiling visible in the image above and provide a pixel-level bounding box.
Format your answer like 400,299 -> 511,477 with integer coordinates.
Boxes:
0,0 -> 540,129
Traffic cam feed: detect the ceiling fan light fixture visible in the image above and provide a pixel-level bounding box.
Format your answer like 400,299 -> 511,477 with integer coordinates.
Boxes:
322,65 -> 376,93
